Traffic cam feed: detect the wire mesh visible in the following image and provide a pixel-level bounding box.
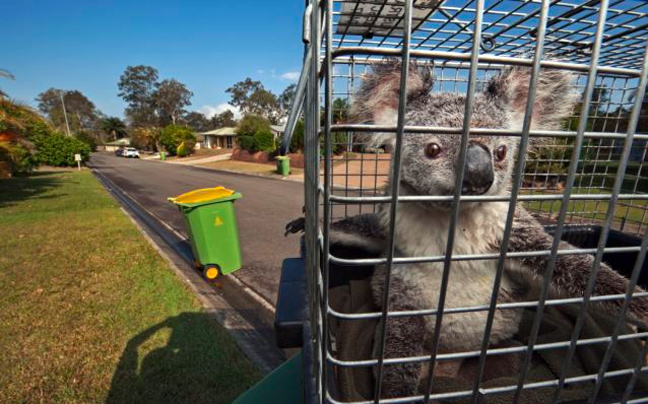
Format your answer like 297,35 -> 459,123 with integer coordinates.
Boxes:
295,0 -> 648,403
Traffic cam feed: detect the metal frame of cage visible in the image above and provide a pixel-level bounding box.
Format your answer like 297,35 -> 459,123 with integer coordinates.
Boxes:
284,0 -> 648,403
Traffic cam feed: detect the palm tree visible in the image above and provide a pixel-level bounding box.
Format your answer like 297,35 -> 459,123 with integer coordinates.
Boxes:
0,69 -> 15,99
0,97 -> 45,174
100,117 -> 128,141
0,98 -> 43,134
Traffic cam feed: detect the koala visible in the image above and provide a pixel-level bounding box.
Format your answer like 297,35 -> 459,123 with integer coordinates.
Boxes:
286,60 -> 648,398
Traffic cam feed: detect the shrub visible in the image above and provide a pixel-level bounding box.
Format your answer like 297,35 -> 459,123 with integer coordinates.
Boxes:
289,119 -> 304,153
177,139 -> 196,157
23,120 -> 53,142
32,132 -> 91,166
238,135 -> 255,151
253,129 -> 275,153
74,130 -> 98,151
159,124 -> 196,156
236,114 -> 271,137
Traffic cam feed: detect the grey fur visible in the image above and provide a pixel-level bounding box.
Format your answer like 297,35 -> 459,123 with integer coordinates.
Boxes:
321,60 -> 648,399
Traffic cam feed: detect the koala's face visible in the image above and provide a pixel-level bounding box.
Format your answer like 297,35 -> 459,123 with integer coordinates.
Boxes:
398,93 -> 518,210
355,60 -> 577,211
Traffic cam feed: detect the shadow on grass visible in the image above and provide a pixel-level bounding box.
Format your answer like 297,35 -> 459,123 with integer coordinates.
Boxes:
106,312 -> 252,404
0,172 -> 68,207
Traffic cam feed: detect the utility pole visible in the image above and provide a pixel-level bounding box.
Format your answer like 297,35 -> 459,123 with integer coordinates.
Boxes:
59,90 -> 71,136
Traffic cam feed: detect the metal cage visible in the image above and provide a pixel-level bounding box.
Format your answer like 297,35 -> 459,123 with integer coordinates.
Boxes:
285,0 -> 648,403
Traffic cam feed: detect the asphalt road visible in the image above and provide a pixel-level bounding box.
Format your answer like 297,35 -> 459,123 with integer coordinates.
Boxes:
90,152 -> 304,303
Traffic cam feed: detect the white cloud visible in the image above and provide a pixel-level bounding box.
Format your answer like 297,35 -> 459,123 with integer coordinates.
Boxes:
198,103 -> 242,119
268,69 -> 300,81
257,69 -> 265,75
280,71 -> 300,81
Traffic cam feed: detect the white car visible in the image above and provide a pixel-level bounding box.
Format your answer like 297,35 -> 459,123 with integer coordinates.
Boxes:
122,147 -> 140,158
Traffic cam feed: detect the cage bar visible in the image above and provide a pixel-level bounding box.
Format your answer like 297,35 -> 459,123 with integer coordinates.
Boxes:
289,1 -> 648,403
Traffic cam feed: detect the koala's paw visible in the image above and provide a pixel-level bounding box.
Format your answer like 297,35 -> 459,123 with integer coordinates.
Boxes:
379,363 -> 422,399
628,294 -> 648,327
284,217 -> 305,236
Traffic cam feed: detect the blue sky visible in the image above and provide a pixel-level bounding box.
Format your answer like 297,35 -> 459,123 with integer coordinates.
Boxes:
1,0 -> 305,119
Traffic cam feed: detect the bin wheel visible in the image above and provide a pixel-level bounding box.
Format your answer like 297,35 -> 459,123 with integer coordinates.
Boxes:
203,265 -> 219,281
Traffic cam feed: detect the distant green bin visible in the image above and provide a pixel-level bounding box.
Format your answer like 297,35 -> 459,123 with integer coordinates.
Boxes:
159,151 -> 166,161
168,187 -> 243,280
276,156 -> 290,176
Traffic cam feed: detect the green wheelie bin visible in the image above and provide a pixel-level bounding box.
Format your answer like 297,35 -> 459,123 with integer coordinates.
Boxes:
168,186 -> 242,281
276,155 -> 290,176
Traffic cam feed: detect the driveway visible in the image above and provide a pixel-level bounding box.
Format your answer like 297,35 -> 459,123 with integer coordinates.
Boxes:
90,152 -> 304,303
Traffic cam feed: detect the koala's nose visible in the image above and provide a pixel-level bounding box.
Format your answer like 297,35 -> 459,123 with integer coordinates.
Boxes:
461,144 -> 494,195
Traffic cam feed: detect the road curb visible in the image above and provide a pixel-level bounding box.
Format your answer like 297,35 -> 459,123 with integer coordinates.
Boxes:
188,164 -> 305,184
130,152 -> 305,184
108,152 -> 370,191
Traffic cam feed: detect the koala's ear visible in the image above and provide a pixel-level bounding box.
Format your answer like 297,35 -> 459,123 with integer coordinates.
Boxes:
354,59 -> 434,128
486,67 -> 578,131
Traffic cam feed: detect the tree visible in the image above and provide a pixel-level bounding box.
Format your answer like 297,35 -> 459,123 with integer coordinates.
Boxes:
236,114 -> 271,137
226,78 -> 279,123
279,84 -> 296,117
0,69 -> 15,99
333,98 -> 350,123
0,98 -> 44,174
159,124 -> 195,156
236,114 -> 271,152
210,110 -> 237,128
154,79 -> 193,126
130,126 -> 161,151
182,112 -> 211,132
226,78 -> 262,111
36,88 -> 102,133
288,119 -> 305,153
118,65 -> 159,127
253,128 -> 275,153
101,117 -> 128,141
74,130 -> 98,151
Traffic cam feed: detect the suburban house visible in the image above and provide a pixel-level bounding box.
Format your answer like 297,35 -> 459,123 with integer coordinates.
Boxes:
197,127 -> 237,149
104,138 -> 131,152
270,124 -> 286,141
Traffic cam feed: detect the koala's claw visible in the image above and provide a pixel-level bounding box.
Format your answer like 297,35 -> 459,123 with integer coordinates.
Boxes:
285,217 -> 306,236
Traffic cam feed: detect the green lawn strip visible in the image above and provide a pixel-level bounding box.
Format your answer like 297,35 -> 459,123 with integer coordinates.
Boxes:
522,187 -> 648,225
0,171 -> 260,404
199,159 -> 304,176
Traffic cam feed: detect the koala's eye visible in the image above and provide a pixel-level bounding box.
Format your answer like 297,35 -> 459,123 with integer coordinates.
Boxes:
425,143 -> 442,159
495,145 -> 507,161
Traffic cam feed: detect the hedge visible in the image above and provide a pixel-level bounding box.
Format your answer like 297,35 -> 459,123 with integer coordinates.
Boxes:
32,132 -> 91,166
238,135 -> 254,151
253,129 -> 275,153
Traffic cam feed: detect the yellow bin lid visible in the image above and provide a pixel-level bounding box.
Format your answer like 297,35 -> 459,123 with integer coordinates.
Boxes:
168,186 -> 235,204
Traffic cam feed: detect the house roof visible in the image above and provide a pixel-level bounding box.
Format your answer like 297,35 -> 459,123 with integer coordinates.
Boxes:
105,138 -> 131,146
199,127 -> 237,137
270,124 -> 286,133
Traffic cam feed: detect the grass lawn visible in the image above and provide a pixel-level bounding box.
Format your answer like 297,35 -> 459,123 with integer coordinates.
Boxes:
0,170 -> 260,404
523,187 -> 648,226
199,159 -> 304,177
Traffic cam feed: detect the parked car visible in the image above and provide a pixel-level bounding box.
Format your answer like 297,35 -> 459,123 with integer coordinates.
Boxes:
114,148 -> 124,157
122,148 -> 140,158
